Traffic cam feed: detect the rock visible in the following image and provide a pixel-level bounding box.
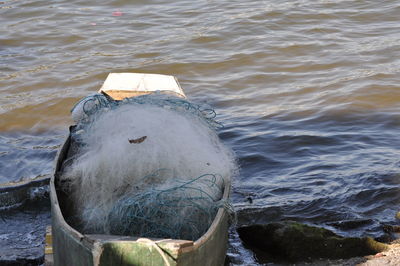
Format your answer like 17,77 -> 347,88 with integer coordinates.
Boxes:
327,219 -> 373,230
383,224 -> 400,233
237,221 -> 388,263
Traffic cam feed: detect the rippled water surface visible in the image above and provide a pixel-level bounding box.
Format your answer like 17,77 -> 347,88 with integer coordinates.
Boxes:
1,0 -> 400,264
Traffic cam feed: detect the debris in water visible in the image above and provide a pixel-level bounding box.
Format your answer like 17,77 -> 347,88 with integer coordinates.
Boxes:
128,136 -> 147,144
112,11 -> 123,16
246,196 -> 253,204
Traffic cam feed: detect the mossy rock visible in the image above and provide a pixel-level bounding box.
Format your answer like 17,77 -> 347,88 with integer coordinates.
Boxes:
237,221 -> 388,263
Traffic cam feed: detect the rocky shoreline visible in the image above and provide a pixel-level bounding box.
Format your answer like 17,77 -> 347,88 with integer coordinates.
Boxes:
359,243 -> 400,265
298,243 -> 400,266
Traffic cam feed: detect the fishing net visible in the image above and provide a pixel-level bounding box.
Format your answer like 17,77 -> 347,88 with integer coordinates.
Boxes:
61,93 -> 236,241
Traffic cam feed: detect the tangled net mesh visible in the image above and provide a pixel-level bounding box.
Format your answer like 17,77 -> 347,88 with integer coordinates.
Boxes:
61,93 -> 236,241
71,92 -> 223,129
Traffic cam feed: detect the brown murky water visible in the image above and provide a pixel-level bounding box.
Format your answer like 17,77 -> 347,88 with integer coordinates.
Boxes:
1,0 -> 400,264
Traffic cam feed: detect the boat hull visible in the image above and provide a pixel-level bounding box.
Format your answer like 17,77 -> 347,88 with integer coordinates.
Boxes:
50,135 -> 230,266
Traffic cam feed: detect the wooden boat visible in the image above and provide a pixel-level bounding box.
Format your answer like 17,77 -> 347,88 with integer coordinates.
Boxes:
50,73 -> 231,266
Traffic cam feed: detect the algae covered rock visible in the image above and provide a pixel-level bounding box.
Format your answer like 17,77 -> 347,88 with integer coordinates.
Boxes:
237,221 -> 388,263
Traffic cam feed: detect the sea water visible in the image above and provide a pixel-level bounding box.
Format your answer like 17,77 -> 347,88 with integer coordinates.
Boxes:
0,0 -> 399,264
